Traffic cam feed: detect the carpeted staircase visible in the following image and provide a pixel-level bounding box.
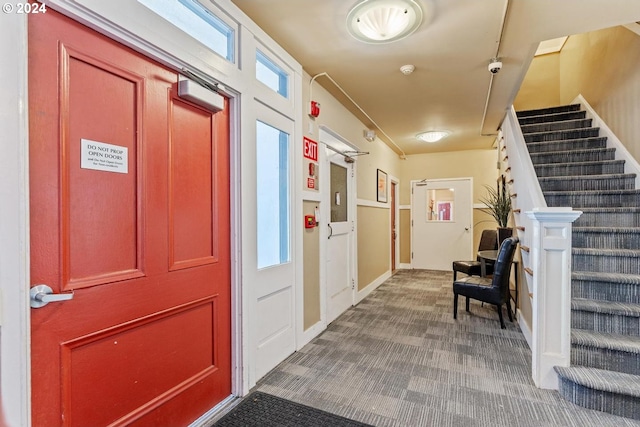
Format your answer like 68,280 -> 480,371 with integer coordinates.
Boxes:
516,104 -> 640,420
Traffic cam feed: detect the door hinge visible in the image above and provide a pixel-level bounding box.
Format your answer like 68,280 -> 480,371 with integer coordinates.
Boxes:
411,220 -> 413,226
352,221 -> 355,232
351,278 -> 355,290
411,252 -> 414,259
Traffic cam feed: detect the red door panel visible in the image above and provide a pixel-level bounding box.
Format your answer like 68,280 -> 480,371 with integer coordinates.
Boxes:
29,9 -> 231,427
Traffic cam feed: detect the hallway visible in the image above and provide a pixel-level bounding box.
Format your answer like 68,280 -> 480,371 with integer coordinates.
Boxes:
251,270 -> 640,427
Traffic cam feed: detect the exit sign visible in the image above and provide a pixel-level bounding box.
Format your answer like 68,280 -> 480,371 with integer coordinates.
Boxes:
303,137 -> 318,161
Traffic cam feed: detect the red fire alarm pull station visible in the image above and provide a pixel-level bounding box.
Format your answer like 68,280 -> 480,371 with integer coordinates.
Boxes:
305,215 -> 317,228
309,101 -> 320,118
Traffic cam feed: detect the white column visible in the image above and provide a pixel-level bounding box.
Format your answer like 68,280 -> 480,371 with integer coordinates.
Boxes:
526,208 -> 582,389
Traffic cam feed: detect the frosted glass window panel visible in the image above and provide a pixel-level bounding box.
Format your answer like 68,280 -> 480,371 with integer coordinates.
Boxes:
330,163 -> 348,223
139,0 -> 235,62
256,121 -> 290,268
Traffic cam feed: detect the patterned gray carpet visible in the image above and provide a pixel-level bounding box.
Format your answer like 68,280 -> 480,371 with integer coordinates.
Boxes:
254,269 -> 640,426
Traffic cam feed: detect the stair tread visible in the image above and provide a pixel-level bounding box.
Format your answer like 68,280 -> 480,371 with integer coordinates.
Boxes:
524,126 -> 599,136
534,159 -> 625,168
530,147 -> 613,156
572,298 -> 640,317
527,136 -> 606,146
516,104 -> 581,117
545,188 -> 640,195
539,173 -> 637,182
574,227 -> 640,233
573,247 -> 640,256
572,329 -> 640,354
573,271 -> 640,285
579,207 -> 640,213
554,366 -> 640,398
521,118 -> 593,130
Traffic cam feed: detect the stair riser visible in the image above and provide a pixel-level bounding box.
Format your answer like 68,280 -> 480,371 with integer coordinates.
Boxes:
524,128 -> 600,143
573,232 -> 640,250
540,177 -> 635,192
573,253 -> 640,275
518,111 -> 586,125
572,311 -> 640,337
572,346 -> 640,376
521,119 -> 593,134
572,280 -> 640,304
557,378 -> 640,420
575,212 -> 640,228
535,162 -> 625,178
517,104 -> 581,118
526,138 -> 607,154
531,149 -> 615,165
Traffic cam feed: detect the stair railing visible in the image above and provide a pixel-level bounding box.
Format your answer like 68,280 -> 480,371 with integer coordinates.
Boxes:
500,106 -> 582,390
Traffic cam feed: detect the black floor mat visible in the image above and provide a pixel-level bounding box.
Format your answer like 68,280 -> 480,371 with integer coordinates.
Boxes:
213,391 -> 373,427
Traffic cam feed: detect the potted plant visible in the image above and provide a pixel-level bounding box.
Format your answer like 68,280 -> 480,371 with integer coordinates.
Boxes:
480,175 -> 512,245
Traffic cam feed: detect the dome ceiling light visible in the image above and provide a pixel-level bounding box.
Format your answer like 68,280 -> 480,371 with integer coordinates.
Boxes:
347,0 -> 423,44
416,131 -> 450,143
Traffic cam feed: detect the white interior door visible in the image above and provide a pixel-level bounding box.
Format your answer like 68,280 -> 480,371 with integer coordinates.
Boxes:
411,178 -> 473,270
325,150 -> 354,324
251,105 -> 295,382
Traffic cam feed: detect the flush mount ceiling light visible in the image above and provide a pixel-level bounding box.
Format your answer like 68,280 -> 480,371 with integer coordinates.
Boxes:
416,131 -> 450,143
347,0 -> 423,44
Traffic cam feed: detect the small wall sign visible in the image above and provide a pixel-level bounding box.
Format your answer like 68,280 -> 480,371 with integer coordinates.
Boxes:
80,139 -> 128,174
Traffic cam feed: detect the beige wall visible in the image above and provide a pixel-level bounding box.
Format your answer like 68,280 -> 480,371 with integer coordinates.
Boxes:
357,206 -> 389,289
399,209 -> 411,264
303,201 -> 321,330
303,71 -> 403,293
397,149 -> 500,263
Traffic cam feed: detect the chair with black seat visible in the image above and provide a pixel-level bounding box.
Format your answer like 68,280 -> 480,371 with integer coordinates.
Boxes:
452,236 -> 519,329
452,229 -> 498,280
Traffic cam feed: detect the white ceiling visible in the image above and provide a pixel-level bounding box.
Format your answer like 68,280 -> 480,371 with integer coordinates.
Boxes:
230,0 -> 640,156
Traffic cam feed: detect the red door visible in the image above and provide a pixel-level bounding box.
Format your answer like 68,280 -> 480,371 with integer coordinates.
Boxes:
29,9 -> 231,426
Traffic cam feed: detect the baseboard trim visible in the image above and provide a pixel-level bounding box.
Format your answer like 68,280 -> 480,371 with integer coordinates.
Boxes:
399,263 -> 411,270
356,270 -> 392,304
297,320 -> 326,350
518,309 -> 533,350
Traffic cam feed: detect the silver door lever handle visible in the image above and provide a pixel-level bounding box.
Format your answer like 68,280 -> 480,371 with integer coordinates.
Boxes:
30,284 -> 74,309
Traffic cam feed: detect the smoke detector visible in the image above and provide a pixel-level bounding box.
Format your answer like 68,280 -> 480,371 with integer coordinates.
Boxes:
400,64 -> 415,75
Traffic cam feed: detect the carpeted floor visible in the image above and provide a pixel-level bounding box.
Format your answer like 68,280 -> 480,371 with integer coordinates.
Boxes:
251,269 -> 640,427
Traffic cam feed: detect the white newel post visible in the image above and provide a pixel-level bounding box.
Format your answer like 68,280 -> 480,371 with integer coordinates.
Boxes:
526,208 -> 582,389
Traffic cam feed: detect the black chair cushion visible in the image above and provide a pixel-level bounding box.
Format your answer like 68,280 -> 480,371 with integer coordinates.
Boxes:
453,276 -> 504,305
452,260 -> 494,277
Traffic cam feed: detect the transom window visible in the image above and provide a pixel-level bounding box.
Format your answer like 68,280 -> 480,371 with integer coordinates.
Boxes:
256,50 -> 289,98
139,0 -> 235,62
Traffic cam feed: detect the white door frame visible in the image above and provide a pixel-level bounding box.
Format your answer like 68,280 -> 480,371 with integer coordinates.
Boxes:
410,177 -> 473,270
1,13 -> 31,427
390,176 -> 400,272
318,127 -> 357,326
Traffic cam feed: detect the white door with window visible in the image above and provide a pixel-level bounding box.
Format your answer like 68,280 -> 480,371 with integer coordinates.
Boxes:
324,148 -> 355,324
251,106 -> 296,382
411,178 -> 473,270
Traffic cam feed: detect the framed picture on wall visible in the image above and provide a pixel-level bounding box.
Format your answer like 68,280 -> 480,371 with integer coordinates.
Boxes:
377,169 -> 388,203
